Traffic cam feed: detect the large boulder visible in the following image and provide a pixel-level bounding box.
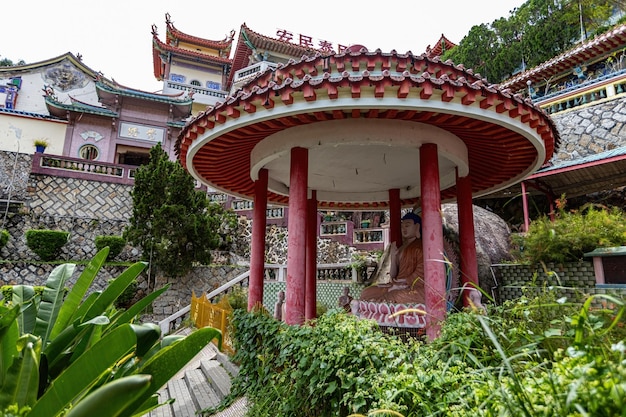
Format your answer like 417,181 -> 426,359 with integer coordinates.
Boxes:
441,203 -> 514,298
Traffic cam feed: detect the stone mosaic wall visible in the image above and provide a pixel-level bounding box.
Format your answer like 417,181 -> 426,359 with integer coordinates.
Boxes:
552,99 -> 626,160
493,261 -> 626,302
0,151 -> 32,201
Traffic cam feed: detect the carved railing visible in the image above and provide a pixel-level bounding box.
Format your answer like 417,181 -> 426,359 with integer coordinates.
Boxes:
535,70 -> 626,115
232,61 -> 278,85
31,153 -> 136,185
163,80 -> 228,100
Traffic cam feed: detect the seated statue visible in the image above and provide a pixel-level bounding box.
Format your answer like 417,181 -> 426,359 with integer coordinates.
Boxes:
359,212 -> 425,304
338,286 -> 353,312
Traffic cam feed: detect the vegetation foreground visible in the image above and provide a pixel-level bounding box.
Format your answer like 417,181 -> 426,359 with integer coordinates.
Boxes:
219,290 -> 626,417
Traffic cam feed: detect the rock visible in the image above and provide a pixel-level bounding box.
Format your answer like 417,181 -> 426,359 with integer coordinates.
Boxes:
441,203 -> 513,297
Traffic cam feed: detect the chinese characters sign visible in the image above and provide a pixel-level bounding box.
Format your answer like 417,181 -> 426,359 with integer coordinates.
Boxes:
275,29 -> 348,53
119,122 -> 165,143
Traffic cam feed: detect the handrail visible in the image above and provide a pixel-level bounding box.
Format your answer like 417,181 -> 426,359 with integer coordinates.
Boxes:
158,270 -> 250,335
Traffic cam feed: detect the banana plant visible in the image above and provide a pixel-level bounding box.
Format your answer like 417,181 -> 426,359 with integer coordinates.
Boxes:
0,248 -> 222,416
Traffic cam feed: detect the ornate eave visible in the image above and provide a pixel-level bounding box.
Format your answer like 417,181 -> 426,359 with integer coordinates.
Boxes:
44,94 -> 118,119
164,13 -> 234,52
228,23 -> 322,90
425,34 -> 458,59
0,52 -> 98,79
501,23 -> 626,93
95,81 -> 192,120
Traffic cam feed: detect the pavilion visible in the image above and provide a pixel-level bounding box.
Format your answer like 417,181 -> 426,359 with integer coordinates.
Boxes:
176,46 -> 560,339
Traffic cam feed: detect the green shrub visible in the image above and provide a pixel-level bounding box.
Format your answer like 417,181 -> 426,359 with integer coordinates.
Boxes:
519,200 -> 626,265
0,229 -> 9,250
94,235 -> 126,260
224,292 -> 626,417
25,229 -> 70,261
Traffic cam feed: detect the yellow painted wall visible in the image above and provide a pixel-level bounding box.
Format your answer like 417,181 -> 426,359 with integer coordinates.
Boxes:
0,114 -> 67,154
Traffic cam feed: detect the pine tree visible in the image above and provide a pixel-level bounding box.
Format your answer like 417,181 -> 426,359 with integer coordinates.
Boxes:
124,143 -> 236,277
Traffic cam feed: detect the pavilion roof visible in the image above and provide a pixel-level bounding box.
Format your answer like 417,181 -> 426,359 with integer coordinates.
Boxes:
177,49 -> 560,210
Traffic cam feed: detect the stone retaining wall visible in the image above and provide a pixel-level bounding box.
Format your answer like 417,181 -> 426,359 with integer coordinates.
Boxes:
493,261 -> 626,302
552,99 -> 626,161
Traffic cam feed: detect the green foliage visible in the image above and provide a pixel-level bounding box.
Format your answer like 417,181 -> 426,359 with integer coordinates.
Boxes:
124,143 -> 237,277
519,202 -> 626,264
0,248 -> 223,416
94,236 -> 126,261
0,230 -> 9,250
24,230 -> 69,261
443,0 -> 621,84
224,289 -> 626,417
217,286 -> 248,311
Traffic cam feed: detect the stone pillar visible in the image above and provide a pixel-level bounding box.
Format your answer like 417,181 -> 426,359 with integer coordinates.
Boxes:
305,190 -> 318,321
388,188 -> 401,245
248,168 -> 268,311
285,147 -> 308,325
456,173 -> 479,307
420,143 -> 446,340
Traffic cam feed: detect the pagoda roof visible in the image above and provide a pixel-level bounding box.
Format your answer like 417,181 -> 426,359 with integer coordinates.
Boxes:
228,23 -> 323,88
0,52 -> 99,79
94,79 -> 192,119
164,13 -> 234,51
425,34 -> 457,59
44,93 -> 118,119
178,49 -> 560,210
501,23 -> 626,93
151,15 -> 233,81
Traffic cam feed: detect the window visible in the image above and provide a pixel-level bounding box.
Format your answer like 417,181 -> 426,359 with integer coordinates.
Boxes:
190,80 -> 201,87
79,144 -> 99,160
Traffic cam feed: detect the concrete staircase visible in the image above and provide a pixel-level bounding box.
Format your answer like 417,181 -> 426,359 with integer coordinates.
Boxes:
145,342 -> 248,417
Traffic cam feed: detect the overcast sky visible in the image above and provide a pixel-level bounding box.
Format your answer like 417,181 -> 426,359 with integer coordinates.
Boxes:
3,0 -> 525,92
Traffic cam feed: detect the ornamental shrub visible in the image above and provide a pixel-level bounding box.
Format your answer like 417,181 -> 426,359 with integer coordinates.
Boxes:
519,199 -> 626,265
94,235 -> 126,260
25,229 -> 69,261
0,229 -> 9,250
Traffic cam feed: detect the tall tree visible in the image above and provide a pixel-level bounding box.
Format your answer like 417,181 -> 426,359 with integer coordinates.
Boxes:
124,143 -> 236,278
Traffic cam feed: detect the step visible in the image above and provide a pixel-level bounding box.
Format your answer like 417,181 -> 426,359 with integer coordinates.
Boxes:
201,360 -> 232,399
185,368 -> 222,410
166,378 -> 198,417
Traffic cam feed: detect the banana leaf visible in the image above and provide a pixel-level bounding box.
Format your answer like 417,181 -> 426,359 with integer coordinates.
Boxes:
45,316 -> 110,379
121,326 -> 222,416
70,291 -> 100,325
105,284 -> 170,331
63,374 -> 152,417
0,304 -> 20,386
81,262 -> 147,323
29,324 -> 137,416
11,285 -> 36,335
0,339 -> 40,410
33,264 -> 76,347
50,248 -> 109,339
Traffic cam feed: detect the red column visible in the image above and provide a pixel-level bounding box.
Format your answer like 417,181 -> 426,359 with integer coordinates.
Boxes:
388,188 -> 401,246
285,147 -> 308,325
420,143 -> 446,340
521,181 -> 530,233
248,169 -> 268,311
456,174 -> 479,307
305,190 -> 318,321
